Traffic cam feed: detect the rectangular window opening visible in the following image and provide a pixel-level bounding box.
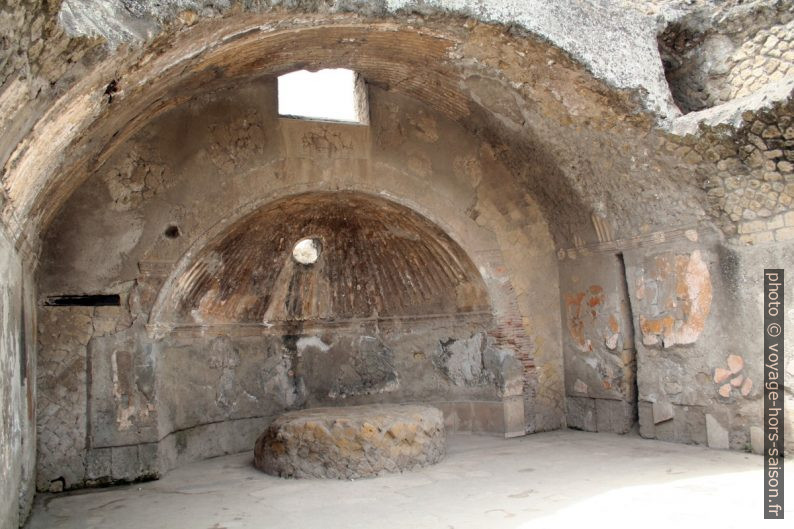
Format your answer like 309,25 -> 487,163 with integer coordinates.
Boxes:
277,68 -> 369,124
44,294 -> 121,307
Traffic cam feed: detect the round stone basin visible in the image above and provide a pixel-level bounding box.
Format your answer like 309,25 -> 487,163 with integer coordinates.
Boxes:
254,404 -> 446,479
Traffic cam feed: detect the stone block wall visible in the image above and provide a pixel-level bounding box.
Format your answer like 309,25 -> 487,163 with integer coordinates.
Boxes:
35,307 -> 90,491
736,211 -> 794,246
697,98 -> 794,241
0,4 -> 792,525
659,3 -> 793,113
724,21 -> 794,102
34,292 -> 524,491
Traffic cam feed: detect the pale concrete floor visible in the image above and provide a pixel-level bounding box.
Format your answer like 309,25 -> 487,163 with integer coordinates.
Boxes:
26,430 -> 788,529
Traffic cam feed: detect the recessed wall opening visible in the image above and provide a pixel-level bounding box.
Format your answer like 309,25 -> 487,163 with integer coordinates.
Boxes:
292,238 -> 320,265
277,68 -> 369,124
164,225 -> 181,239
43,294 -> 121,307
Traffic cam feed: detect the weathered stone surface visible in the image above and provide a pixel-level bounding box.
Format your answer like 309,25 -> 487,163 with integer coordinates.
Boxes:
32,81 -> 543,494
54,0 -> 678,116
635,250 -> 712,348
432,332 -> 489,386
566,397 -> 597,432
650,405 -> 707,446
254,404 -> 446,479
503,396 -> 526,438
0,229 -> 36,527
638,401 -> 655,438
0,2 -> 793,528
740,377 -> 753,397
660,5 -> 793,115
652,400 -> 674,424
706,414 -> 729,450
157,194 -> 490,324
713,367 -> 732,383
595,399 -> 634,434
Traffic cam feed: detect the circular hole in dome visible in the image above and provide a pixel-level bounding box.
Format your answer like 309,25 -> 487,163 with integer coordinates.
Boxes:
292,238 -> 320,265
164,225 -> 181,239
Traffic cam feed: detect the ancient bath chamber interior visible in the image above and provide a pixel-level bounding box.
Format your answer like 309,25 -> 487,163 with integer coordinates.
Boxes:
33,81 -> 543,489
0,2 -> 793,527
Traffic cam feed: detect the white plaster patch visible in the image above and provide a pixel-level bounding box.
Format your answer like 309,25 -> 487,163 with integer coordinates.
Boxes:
296,336 -> 330,354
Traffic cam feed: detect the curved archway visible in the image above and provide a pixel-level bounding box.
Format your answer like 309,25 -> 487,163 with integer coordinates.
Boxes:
1,14 -> 660,256
151,191 -> 493,327
28,15 -> 586,490
131,191 -> 528,476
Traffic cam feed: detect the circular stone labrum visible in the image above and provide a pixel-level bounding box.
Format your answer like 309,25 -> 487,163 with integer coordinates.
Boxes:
254,404 -> 446,479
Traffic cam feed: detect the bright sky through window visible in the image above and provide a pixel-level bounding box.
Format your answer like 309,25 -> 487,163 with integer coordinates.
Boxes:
278,68 -> 360,123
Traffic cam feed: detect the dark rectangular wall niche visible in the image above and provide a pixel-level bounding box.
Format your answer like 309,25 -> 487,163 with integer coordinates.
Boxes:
43,294 -> 121,307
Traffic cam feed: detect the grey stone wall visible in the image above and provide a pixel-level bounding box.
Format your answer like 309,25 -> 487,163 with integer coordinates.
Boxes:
697,98 -> 794,243
659,0 -> 793,113
628,237 -> 793,453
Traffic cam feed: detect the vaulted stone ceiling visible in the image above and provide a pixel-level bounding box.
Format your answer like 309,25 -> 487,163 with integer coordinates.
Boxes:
1,4 -> 792,528
5,0 -> 790,259
155,192 -> 491,326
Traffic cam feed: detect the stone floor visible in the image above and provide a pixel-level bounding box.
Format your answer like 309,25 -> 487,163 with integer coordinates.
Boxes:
26,430 -> 786,529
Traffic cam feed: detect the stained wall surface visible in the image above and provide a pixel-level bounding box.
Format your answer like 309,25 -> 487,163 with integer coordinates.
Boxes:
560,230 -> 793,453
0,228 -> 36,529
0,1 -> 792,528
34,80 -> 560,490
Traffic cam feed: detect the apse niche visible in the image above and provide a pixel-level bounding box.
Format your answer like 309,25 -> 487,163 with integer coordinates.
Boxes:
147,192 -> 518,464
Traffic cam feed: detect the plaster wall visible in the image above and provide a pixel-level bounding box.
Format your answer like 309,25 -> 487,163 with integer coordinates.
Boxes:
35,78 -> 562,490
559,231 -> 794,454
0,227 -> 36,529
0,0 -> 792,526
